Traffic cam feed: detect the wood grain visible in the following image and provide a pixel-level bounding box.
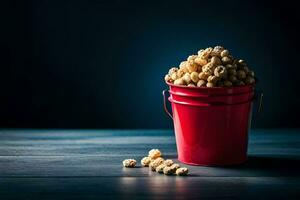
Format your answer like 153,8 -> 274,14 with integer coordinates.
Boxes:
0,177 -> 299,200
0,129 -> 299,199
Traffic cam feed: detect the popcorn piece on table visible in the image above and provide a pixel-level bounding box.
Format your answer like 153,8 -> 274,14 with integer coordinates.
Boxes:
155,164 -> 166,173
176,167 -> 189,176
163,159 -> 174,167
170,163 -> 180,170
141,156 -> 151,167
149,157 -> 164,171
148,149 -> 162,159
163,166 -> 176,175
122,159 -> 137,168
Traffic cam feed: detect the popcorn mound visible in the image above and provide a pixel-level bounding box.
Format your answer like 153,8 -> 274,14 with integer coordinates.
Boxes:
165,46 -> 256,87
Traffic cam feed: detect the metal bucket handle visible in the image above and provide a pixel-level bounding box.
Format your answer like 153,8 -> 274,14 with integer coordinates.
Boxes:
254,90 -> 264,117
162,90 -> 173,119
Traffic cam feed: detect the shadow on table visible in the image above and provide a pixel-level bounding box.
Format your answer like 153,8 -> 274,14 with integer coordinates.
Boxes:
231,156 -> 300,176
166,154 -> 300,176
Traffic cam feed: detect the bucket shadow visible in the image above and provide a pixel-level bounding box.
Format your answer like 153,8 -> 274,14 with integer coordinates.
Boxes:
226,156 -> 300,176
163,155 -> 300,177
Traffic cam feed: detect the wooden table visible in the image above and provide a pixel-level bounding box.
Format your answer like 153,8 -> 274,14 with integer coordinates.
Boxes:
0,129 -> 299,199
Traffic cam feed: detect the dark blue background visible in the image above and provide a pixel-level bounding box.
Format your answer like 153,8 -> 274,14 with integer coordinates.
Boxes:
1,0 -> 299,128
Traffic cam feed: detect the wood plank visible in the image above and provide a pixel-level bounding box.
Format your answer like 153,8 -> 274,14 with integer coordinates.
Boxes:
1,155 -> 300,177
0,129 -> 299,157
0,130 -> 176,156
0,177 -> 299,200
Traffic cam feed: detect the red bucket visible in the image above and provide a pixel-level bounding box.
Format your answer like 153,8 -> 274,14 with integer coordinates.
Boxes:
163,82 -> 261,166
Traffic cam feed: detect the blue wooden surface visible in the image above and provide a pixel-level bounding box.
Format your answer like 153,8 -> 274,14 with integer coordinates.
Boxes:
0,129 -> 299,199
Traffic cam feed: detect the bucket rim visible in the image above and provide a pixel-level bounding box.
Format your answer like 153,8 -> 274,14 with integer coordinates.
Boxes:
166,81 -> 255,90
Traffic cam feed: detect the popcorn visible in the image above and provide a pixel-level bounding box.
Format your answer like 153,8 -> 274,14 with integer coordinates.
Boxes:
141,157 -> 152,167
210,56 -> 222,66
188,83 -> 196,87
148,149 -> 162,159
122,159 -> 137,168
190,72 -> 199,83
211,46 -> 224,56
123,149 -> 189,176
149,157 -> 164,171
206,82 -> 215,87
182,73 -> 192,84
174,78 -> 185,85
224,80 -> 233,87
155,164 -> 166,173
176,167 -> 189,176
241,66 -> 250,74
198,72 -> 209,80
220,49 -> 229,57
179,61 -> 187,68
187,55 -> 198,63
214,66 -> 227,78
235,80 -> 245,86
202,63 -> 214,76
171,72 -> 178,81
207,75 -> 219,84
228,75 -> 238,83
163,166 -> 176,175
164,75 -> 172,82
199,47 -> 213,59
248,70 -> 255,77
197,79 -> 207,87
221,56 -> 231,65
197,49 -> 204,55
228,68 -> 237,76
177,69 -> 185,78
162,164 -> 180,175
187,63 -> 198,73
245,76 -> 255,85
194,57 -> 208,66
170,163 -> 180,170
164,159 -> 174,167
168,67 -> 178,75
226,64 -> 237,70
238,59 -> 246,65
237,70 -> 247,80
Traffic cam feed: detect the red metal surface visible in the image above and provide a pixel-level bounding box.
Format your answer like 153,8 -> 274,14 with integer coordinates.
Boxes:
165,82 -> 255,166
